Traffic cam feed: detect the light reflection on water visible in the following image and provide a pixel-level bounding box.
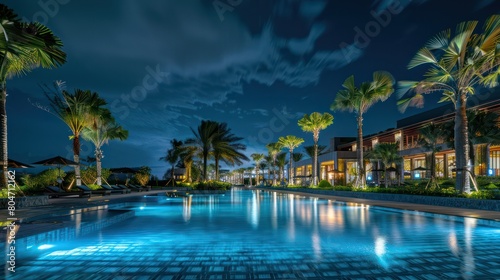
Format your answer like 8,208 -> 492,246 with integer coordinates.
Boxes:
10,188 -> 500,279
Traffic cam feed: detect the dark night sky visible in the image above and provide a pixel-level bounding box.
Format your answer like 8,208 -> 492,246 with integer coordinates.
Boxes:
4,0 -> 499,177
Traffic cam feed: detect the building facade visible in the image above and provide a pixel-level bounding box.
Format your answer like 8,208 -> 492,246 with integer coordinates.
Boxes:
293,95 -> 500,185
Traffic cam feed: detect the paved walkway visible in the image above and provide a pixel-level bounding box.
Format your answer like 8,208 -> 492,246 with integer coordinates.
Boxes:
257,187 -> 500,221
0,189 -> 170,222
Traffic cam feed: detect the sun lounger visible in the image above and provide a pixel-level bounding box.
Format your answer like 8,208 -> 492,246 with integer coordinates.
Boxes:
131,184 -> 151,191
126,184 -> 144,192
44,186 -> 91,198
76,185 -> 111,196
100,184 -> 128,194
114,184 -> 132,193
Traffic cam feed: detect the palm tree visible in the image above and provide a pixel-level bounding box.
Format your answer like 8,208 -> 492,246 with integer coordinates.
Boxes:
276,152 -> 288,183
278,135 -> 304,185
160,139 -> 183,186
0,5 -> 66,187
441,109 -> 500,176
397,15 -> 500,193
45,87 -> 106,186
245,166 -> 254,186
179,144 -> 198,183
331,71 -> 394,187
298,112 -> 334,185
251,153 -> 265,185
368,142 -> 402,188
418,123 -> 444,188
304,145 -> 327,182
187,120 -> 218,181
291,152 -> 304,185
266,142 -> 283,185
81,116 -> 128,186
212,122 -> 248,181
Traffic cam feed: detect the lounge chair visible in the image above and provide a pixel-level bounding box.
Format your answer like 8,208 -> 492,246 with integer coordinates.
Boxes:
126,184 -> 144,192
100,184 -> 128,194
131,184 -> 151,191
44,186 -> 91,198
114,184 -> 132,193
76,185 -> 111,196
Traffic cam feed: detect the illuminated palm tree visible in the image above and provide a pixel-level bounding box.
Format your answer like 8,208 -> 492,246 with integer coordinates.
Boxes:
45,87 -> 105,186
368,142 -> 402,188
331,71 -> 394,187
266,142 -> 283,185
278,135 -> 304,184
276,152 -> 288,182
81,116 -> 128,185
298,112 -> 333,185
418,123 -> 444,188
397,15 -> 500,193
0,4 -> 66,187
251,153 -> 265,185
303,144 -> 327,184
179,144 -> 198,183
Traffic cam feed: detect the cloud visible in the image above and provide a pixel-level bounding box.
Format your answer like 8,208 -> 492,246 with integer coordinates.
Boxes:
372,0 -> 430,15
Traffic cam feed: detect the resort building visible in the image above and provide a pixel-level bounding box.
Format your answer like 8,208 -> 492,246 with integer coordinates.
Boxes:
293,94 -> 500,186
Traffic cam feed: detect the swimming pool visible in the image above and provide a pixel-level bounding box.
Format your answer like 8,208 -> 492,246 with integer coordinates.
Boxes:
7,189 -> 500,279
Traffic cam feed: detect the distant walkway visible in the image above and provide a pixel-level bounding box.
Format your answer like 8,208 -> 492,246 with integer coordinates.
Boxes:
256,187 -> 500,221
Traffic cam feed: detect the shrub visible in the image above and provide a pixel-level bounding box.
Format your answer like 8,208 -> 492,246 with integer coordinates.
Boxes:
194,181 -> 232,190
134,166 -> 151,186
333,185 -> 353,191
80,166 -> 111,185
21,169 -> 65,189
318,180 -> 332,189
466,190 -> 495,199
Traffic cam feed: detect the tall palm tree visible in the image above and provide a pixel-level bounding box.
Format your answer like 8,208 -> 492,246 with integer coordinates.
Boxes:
245,166 -> 254,186
397,15 -> 500,193
81,116 -> 128,185
298,112 -> 334,185
418,123 -> 444,188
0,5 -> 66,187
266,142 -> 283,185
250,153 -> 265,185
441,109 -> 500,176
45,87 -> 105,186
368,142 -> 402,188
263,155 -> 273,185
187,120 -> 218,181
179,144 -> 198,183
212,122 -> 248,181
331,71 -> 395,187
276,152 -> 288,182
278,135 -> 304,184
160,139 -> 183,186
304,144 -> 327,182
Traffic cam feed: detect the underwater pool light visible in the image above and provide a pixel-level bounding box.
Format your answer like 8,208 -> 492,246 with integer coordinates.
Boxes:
38,244 -> 55,250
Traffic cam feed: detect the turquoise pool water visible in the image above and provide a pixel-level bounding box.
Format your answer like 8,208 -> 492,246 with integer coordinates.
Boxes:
7,189 -> 500,279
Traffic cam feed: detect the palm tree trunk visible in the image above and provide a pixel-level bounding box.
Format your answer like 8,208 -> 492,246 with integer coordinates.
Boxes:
455,94 -> 470,193
384,168 -> 388,188
313,141 -> 318,185
215,156 -> 220,181
256,166 -> 259,185
203,152 -> 208,182
0,85 -> 8,189
73,135 -> 81,186
186,162 -> 192,183
96,148 -> 102,186
170,164 -> 175,186
273,157 -> 277,185
357,114 -> 365,187
289,149 -> 294,186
